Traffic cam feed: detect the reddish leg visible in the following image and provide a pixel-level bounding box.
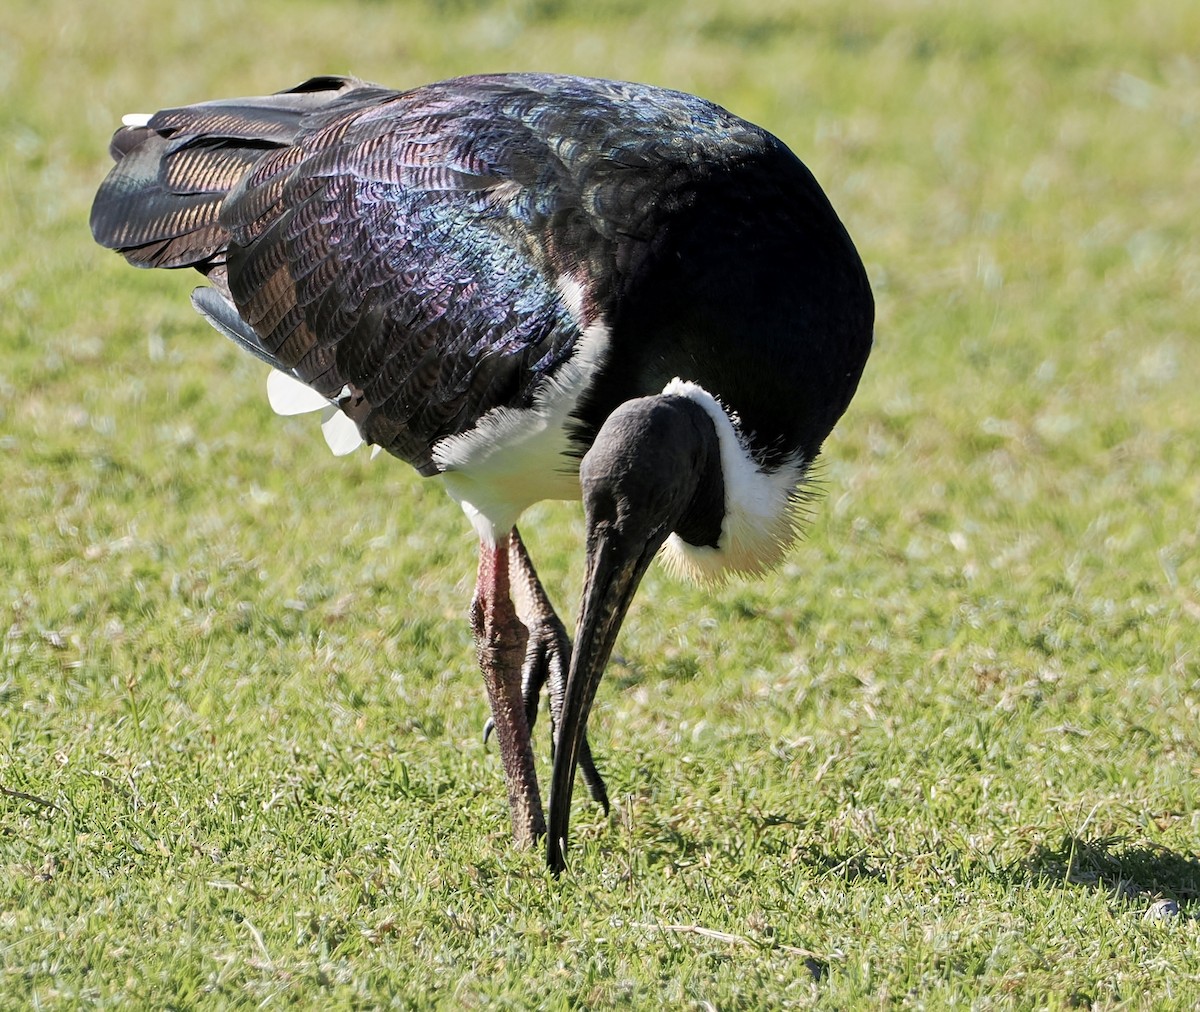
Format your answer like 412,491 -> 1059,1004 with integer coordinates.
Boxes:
508,527 -> 610,815
471,532 -> 545,846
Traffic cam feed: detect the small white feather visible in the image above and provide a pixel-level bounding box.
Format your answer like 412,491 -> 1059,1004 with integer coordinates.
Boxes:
320,407 -> 365,456
267,369 -> 332,416
264,370 -> 373,458
121,113 -> 154,128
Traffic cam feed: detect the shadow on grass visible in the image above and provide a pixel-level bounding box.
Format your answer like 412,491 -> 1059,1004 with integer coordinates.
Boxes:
1019,835 -> 1200,904
632,792 -> 1199,916
645,817 -> 1198,911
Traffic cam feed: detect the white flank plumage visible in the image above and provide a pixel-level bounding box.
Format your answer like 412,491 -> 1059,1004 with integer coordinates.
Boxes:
321,409 -> 366,456
434,320 -> 610,543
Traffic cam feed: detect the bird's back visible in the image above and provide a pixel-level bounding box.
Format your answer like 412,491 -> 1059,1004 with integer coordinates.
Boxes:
92,73 -> 871,478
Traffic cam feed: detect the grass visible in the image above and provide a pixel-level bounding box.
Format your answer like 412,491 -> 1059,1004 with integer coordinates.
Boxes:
3,0 -> 1199,1006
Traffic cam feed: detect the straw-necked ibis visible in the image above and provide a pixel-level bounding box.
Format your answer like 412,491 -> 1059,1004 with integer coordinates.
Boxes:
91,74 -> 873,872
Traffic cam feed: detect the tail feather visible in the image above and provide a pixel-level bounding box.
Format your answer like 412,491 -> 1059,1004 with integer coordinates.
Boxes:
146,76 -> 362,144
109,124 -> 153,159
190,286 -> 286,371
91,75 -> 372,416
90,76 -> 362,274
160,140 -> 271,195
90,133 -> 228,269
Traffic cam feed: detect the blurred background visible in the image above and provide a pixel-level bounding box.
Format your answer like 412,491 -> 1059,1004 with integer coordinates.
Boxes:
8,0 -> 1193,704
2,0 -> 1198,1003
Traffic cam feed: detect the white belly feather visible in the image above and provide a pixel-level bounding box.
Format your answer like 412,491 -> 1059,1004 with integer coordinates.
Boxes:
263,321 -> 806,580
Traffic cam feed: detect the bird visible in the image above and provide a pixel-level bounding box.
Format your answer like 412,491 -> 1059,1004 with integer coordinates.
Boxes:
90,73 -> 873,873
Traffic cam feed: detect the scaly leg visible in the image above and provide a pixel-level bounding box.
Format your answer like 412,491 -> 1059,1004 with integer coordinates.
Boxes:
507,526 -> 610,815
470,533 -> 545,846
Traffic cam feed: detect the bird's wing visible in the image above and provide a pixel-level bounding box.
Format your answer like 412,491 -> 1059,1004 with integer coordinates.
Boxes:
225,75 -> 778,472
94,75 -> 771,472
196,79 -> 572,471
217,74 -> 725,474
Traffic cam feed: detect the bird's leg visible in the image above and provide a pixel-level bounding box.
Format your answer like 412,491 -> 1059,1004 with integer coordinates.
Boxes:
470,532 -> 545,847
507,527 -> 610,815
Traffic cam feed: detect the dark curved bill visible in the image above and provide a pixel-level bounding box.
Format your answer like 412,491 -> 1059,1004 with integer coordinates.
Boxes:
546,531 -> 660,873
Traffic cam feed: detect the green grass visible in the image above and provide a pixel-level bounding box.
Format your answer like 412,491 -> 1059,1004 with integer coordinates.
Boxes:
3,0 -> 1199,1006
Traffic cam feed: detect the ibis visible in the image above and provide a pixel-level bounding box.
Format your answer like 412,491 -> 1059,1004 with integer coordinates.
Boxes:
91,74 -> 873,873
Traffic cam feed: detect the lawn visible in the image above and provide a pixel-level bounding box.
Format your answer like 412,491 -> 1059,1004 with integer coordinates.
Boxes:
2,0 -> 1198,1006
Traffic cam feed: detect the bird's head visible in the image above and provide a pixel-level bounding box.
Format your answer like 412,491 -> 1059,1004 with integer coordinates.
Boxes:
547,382 -> 808,872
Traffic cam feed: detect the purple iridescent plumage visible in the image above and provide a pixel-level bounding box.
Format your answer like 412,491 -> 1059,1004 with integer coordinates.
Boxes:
92,74 -> 843,475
